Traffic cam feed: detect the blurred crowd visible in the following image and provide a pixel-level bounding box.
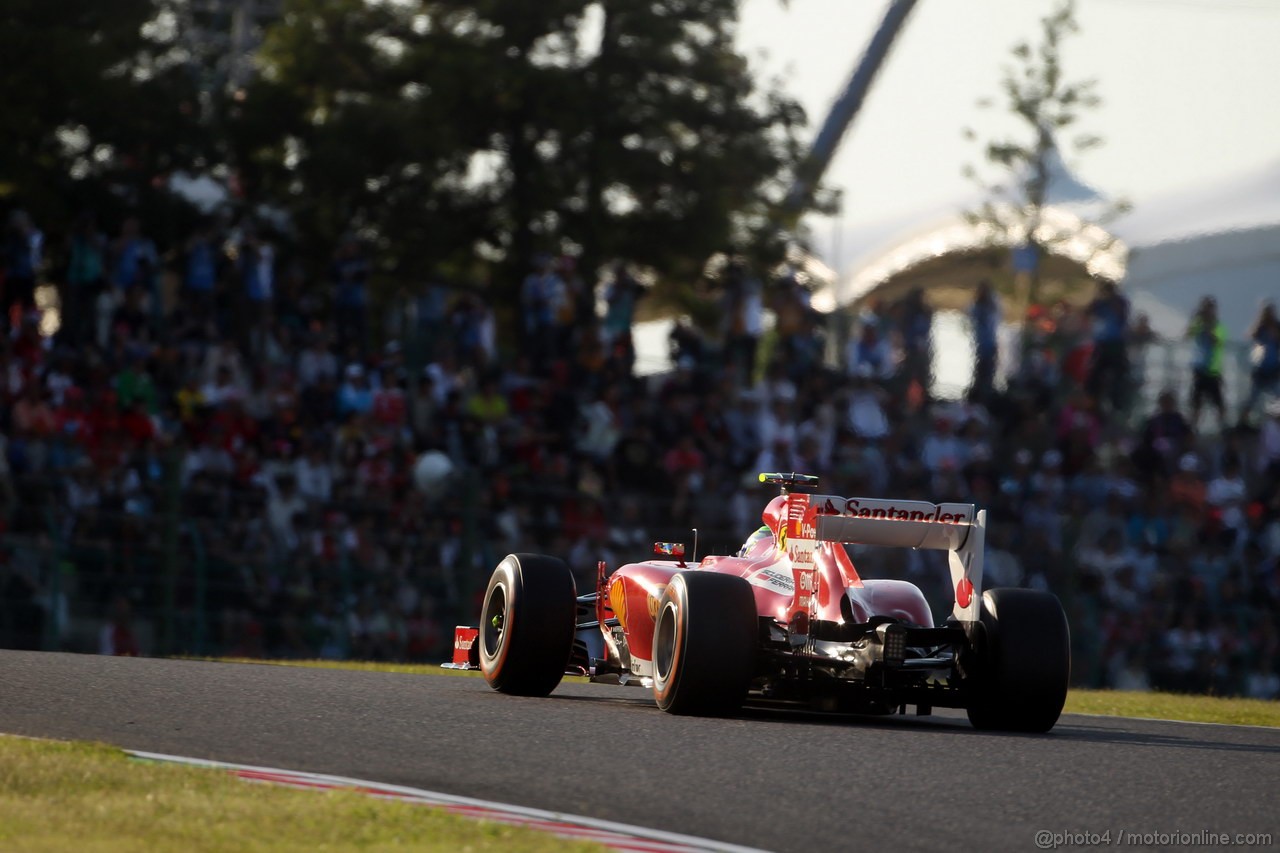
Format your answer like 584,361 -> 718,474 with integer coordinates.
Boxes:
2,206 -> 1279,699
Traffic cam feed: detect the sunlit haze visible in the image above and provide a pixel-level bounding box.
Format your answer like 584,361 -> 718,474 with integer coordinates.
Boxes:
738,0 -> 1280,267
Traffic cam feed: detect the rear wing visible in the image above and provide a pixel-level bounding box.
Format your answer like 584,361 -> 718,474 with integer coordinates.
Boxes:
807,495 -> 986,623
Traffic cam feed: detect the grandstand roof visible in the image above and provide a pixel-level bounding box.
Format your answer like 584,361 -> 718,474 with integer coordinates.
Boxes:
818,156 -> 1280,337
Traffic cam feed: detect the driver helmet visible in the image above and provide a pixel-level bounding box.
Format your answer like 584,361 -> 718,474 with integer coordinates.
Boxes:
737,525 -> 775,558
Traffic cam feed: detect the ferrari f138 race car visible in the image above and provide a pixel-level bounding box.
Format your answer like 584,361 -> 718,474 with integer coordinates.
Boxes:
459,473 -> 1071,732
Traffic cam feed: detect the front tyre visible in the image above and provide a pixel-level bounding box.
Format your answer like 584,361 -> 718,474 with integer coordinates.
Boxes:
479,553 -> 577,696
966,588 -> 1070,733
652,571 -> 757,716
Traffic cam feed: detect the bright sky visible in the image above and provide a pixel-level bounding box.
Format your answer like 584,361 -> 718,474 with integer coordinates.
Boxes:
737,0 -> 1280,268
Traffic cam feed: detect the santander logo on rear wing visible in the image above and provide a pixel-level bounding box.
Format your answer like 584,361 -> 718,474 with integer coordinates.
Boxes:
810,495 -> 975,553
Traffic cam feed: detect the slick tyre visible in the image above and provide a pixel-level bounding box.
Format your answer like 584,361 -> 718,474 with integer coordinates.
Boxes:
966,588 -> 1071,733
479,553 -> 577,697
652,571 -> 757,716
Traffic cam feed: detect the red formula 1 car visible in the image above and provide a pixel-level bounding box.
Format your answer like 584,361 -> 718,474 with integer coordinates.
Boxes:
456,473 -> 1071,732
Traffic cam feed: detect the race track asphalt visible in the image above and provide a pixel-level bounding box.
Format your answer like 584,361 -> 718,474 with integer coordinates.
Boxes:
2,651 -> 1278,852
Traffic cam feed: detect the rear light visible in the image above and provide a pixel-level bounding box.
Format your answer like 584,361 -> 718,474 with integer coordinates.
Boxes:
881,623 -> 906,666
789,611 -> 810,638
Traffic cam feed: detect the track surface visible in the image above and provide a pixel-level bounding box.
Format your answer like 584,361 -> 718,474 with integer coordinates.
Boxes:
2,652 -> 1279,852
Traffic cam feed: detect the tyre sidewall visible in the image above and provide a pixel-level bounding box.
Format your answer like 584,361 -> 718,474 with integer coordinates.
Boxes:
479,553 -> 577,696
967,587 -> 1071,732
479,557 -> 521,691
651,571 -> 757,715
652,578 -> 689,711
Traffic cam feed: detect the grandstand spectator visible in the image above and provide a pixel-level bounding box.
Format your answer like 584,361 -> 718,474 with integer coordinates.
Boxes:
1241,300 -> 1280,425
520,253 -> 562,371
846,369 -> 890,441
183,221 -> 220,328
1133,390 -> 1194,483
330,234 -> 370,352
602,264 -> 643,373
63,212 -> 106,346
238,228 -> 275,354
1206,458 -> 1248,547
898,288 -> 933,397
1085,279 -> 1130,417
845,322 -> 895,382
1187,295 -> 1229,432
920,413 -> 965,475
3,210 -> 43,329
109,217 -> 156,293
970,280 -> 1001,400
722,258 -> 764,385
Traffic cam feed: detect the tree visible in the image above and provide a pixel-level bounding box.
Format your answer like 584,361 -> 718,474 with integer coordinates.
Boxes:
961,0 -> 1127,311
0,0 -> 209,233
236,0 -> 806,314
564,0 -> 806,291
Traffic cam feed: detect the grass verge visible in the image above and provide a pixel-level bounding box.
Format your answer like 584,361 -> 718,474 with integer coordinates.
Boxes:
200,658 -> 1277,728
1065,689 -> 1279,728
0,736 -> 602,853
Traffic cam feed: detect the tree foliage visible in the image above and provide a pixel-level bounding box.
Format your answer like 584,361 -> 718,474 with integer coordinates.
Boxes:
234,0 -> 807,298
0,0 -> 209,231
961,0 -> 1126,261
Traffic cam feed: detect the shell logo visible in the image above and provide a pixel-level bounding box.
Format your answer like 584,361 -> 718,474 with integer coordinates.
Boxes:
609,578 -> 628,630
646,584 -> 668,620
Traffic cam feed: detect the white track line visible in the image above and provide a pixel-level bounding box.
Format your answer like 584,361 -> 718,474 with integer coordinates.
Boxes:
128,750 -> 772,853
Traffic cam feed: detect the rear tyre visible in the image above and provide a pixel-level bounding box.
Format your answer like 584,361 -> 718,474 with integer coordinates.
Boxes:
479,553 -> 577,696
966,588 -> 1070,733
652,571 -> 757,715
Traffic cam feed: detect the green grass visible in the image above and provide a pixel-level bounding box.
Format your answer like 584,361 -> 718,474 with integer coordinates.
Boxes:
1064,689 -> 1280,728
200,658 -> 1278,728
0,736 -> 602,853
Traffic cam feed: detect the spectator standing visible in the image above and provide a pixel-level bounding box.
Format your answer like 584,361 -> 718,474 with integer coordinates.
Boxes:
603,263 -> 643,369
520,254 -> 562,371
970,280 -> 1001,400
1085,279 -> 1130,417
3,210 -> 43,330
722,259 -> 763,386
774,273 -> 816,381
63,212 -> 106,346
1241,300 -> 1280,426
899,289 -> 933,398
552,255 -> 585,359
238,229 -> 275,357
1186,296 -> 1228,432
330,234 -> 370,352
1126,312 -> 1158,411
184,222 -> 220,330
109,216 -> 156,294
